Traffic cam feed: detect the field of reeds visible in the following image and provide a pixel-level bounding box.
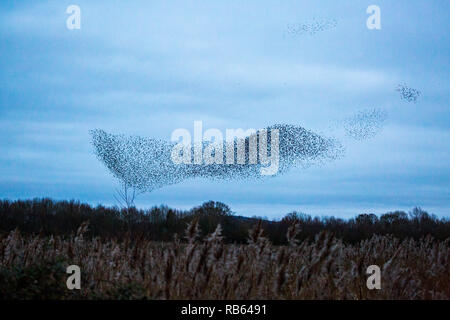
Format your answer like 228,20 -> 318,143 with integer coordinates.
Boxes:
0,220 -> 448,300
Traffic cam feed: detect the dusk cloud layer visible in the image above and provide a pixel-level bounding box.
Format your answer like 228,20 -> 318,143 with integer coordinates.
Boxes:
0,1 -> 449,218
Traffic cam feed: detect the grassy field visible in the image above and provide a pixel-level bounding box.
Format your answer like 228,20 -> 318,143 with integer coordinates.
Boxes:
1,220 -> 448,300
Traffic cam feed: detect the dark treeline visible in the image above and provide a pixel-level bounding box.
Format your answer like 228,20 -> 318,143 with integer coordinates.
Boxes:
0,198 -> 449,244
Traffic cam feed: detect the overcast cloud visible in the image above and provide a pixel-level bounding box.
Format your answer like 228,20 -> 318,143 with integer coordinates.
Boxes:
0,1 -> 449,218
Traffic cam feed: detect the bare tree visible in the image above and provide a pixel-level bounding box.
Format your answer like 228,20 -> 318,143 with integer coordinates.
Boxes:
113,182 -> 141,212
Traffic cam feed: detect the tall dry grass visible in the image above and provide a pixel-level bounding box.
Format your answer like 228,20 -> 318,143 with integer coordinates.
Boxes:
0,220 -> 448,299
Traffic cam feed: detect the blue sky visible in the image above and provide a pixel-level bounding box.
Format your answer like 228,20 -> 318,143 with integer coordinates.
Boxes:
0,1 -> 449,218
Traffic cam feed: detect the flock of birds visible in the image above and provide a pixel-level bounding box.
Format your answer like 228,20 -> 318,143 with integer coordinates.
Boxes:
285,18 -> 338,36
396,84 -> 421,103
90,125 -> 344,193
91,18 -> 421,195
